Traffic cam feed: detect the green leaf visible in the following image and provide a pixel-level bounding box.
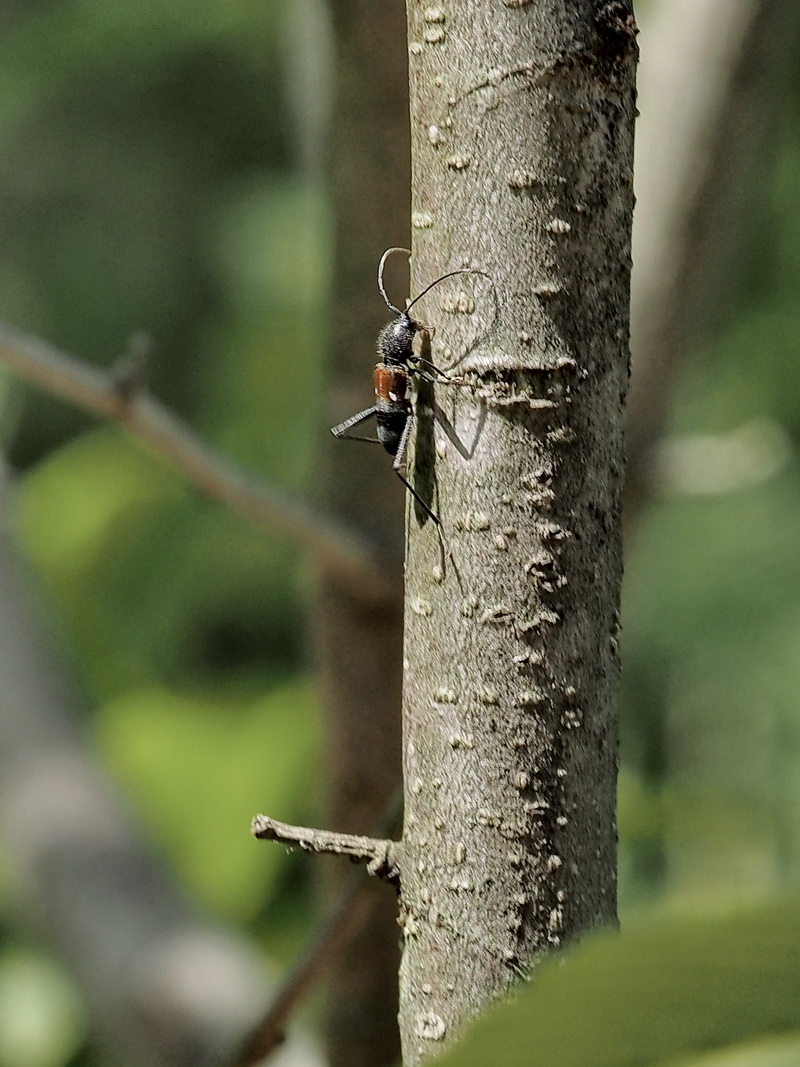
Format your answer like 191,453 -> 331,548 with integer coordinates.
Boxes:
668,1031 -> 800,1067
438,898 -> 800,1067
0,949 -> 84,1067
94,680 -> 319,920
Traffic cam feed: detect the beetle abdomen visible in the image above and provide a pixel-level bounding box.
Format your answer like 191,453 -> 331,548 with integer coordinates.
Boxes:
374,364 -> 408,405
373,364 -> 409,456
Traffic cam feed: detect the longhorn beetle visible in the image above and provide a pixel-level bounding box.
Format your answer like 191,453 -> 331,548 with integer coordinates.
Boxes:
331,247 -> 481,525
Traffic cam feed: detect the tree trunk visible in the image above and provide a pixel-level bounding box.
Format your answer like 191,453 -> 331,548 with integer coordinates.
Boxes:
319,3 -> 409,1064
397,2 -> 637,1061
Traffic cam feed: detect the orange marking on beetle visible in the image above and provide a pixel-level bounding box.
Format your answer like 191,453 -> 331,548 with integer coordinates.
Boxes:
374,364 -> 408,403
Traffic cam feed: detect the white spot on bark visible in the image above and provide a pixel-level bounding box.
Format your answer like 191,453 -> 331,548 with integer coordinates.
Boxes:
514,690 -> 546,708
428,124 -> 441,145
412,212 -> 435,229
423,6 -> 446,22
416,1013 -> 447,1041
462,510 -> 490,530
547,218 -> 571,233
508,168 -> 535,189
447,154 -> 470,170
460,596 -> 479,618
423,24 -> 445,43
433,687 -> 459,704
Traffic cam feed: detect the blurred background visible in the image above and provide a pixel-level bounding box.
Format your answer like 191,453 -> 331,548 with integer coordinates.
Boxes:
0,0 -> 798,1065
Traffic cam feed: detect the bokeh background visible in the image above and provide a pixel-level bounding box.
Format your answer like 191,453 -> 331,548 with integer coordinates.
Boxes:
0,0 -> 799,1065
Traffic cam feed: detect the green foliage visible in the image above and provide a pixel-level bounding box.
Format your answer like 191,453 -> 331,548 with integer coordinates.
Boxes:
93,680 -> 319,920
14,427 -> 306,696
0,949 -> 84,1067
438,897 -> 800,1067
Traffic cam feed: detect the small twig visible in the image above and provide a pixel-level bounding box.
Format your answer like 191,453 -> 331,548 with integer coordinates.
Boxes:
230,796 -> 404,1067
0,321 -> 397,602
251,815 -> 402,882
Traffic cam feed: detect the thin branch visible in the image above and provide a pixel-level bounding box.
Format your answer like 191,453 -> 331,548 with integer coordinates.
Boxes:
0,321 -> 397,602
251,815 -> 401,882
229,876 -> 374,1066
231,795 -> 403,1067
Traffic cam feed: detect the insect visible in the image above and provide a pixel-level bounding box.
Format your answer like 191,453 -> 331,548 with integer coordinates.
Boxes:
331,247 -> 479,525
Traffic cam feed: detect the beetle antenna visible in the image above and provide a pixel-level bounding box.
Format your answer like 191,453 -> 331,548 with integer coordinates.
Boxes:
377,247 -> 411,315
405,268 -> 484,315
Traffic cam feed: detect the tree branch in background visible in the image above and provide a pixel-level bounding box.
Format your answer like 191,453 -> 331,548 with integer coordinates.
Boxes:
0,321 -> 396,602
626,0 -> 800,519
228,872 -> 377,1067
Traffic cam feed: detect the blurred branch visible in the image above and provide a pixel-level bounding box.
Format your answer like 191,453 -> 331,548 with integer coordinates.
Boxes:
230,871 -> 377,1067
626,0 -> 800,518
0,321 -> 397,602
0,466 -> 321,1067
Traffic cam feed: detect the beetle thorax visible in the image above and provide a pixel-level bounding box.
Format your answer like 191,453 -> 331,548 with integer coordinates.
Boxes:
377,313 -> 418,365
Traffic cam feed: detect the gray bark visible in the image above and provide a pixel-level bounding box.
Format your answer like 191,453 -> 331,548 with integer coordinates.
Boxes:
397,2 -> 637,1061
